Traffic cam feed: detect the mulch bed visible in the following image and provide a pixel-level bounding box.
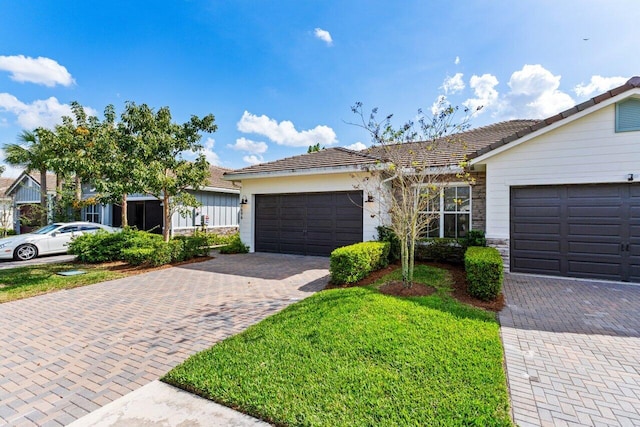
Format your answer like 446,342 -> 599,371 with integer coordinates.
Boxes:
73,256 -> 214,275
327,260 -> 505,312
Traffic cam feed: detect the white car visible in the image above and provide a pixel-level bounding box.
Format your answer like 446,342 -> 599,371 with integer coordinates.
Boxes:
0,222 -> 121,261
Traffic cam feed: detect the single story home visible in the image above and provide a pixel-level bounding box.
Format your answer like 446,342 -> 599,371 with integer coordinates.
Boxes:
81,165 -> 240,236
224,76 -> 640,283
4,171 -> 56,233
0,177 -> 16,234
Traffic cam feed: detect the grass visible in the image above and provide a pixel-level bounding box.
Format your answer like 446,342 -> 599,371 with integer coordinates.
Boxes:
163,264 -> 512,426
0,263 -> 127,303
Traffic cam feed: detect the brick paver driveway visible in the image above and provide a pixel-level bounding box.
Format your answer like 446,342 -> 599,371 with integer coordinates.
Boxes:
500,274 -> 640,426
0,253 -> 329,426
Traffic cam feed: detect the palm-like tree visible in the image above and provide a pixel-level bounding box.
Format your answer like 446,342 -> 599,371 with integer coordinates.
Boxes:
3,129 -> 52,226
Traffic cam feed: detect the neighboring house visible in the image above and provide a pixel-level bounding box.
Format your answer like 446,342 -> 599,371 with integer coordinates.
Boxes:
0,177 -> 15,233
81,165 -> 240,236
4,172 -> 57,234
224,76 -> 640,283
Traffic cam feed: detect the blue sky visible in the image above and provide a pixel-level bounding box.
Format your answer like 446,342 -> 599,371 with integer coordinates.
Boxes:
1,0 -> 639,177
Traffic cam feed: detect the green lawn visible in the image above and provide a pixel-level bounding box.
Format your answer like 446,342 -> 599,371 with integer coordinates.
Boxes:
0,263 -> 127,303
163,265 -> 512,426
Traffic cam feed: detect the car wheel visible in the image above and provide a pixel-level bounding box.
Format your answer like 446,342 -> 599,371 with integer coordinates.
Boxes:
14,244 -> 38,261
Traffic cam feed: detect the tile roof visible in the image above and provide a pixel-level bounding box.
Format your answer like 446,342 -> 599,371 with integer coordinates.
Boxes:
205,165 -> 238,191
224,76 -> 640,178
0,177 -> 14,195
224,147 -> 382,178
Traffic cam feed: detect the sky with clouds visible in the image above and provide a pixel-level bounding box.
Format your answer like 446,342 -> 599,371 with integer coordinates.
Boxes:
1,0 -> 639,176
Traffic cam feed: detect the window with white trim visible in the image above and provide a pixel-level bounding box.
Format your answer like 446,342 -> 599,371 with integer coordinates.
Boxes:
420,185 -> 471,238
85,205 -> 101,223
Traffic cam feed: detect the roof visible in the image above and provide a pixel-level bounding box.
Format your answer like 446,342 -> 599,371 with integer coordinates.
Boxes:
224,147 -> 381,178
224,76 -> 640,178
469,76 -> 640,161
5,171 -> 57,196
205,165 -> 238,191
0,177 -> 14,196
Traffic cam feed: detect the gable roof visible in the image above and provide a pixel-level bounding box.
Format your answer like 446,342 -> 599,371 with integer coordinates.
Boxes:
5,171 -> 57,196
469,76 -> 640,162
0,177 -> 14,196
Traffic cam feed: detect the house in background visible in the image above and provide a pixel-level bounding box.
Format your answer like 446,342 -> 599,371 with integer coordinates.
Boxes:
81,165 -> 240,236
4,171 -> 57,234
0,177 -> 15,234
225,76 -> 640,284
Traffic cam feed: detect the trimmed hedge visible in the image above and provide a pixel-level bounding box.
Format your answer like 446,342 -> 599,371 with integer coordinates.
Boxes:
415,238 -> 465,264
465,246 -> 504,301
329,241 -> 389,284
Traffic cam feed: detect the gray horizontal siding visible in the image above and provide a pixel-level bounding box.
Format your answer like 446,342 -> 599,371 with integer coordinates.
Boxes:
172,191 -> 239,229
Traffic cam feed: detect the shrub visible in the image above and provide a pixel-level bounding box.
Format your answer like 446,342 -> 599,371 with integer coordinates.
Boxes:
219,234 -> 249,254
376,226 -> 400,263
462,230 -> 487,248
121,247 -> 155,266
329,241 -> 390,284
415,238 -> 465,264
465,246 -> 504,301
69,228 -> 141,263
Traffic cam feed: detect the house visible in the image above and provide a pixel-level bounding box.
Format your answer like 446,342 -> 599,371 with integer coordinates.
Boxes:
224,76 -> 640,283
81,165 -> 240,236
0,177 -> 15,233
4,171 -> 57,233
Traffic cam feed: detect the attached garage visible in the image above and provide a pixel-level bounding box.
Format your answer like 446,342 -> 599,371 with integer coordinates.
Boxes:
511,184 -> 640,282
255,191 -> 363,256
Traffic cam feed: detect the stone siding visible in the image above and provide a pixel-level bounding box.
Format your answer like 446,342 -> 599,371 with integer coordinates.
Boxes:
486,237 -> 510,272
470,171 -> 486,233
172,226 -> 238,237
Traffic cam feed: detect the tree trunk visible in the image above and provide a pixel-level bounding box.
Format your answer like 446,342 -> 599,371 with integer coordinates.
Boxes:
121,195 -> 128,227
39,169 -> 48,226
74,175 -> 82,220
163,193 -> 171,242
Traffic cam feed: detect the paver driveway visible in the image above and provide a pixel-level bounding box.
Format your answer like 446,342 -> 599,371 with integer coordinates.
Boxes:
500,273 -> 640,427
0,253 -> 329,427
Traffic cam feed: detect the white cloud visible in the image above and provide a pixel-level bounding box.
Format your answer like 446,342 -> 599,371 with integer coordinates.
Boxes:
202,137 -> 221,166
442,73 -> 465,94
0,55 -> 74,87
344,142 -> 367,151
506,65 -> 574,118
454,56 -> 460,65
228,137 -> 268,155
243,155 -> 264,165
463,74 -> 499,113
0,94 -> 73,129
574,75 -> 628,98
431,94 -> 451,116
237,111 -> 337,147
314,28 -> 333,46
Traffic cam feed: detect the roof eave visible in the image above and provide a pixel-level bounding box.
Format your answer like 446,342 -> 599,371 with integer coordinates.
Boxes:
223,164 -> 375,181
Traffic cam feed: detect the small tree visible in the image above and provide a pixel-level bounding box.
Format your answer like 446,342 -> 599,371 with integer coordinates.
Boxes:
118,103 -> 216,241
350,100 -> 475,287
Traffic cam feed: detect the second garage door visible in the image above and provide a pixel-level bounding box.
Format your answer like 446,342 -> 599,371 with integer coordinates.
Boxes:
255,191 -> 363,256
511,184 -> 640,282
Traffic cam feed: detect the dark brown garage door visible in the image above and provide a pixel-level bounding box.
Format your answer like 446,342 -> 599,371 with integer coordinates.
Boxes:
511,184 -> 640,282
255,191 -> 363,256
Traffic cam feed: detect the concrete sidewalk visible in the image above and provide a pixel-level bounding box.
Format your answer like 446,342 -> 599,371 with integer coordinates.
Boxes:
68,381 -> 268,427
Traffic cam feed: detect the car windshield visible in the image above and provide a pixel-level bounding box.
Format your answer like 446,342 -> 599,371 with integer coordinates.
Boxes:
32,224 -> 61,235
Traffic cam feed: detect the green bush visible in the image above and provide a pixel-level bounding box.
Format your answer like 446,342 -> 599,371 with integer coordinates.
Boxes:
415,238 -> 465,264
69,228 -> 141,262
329,241 -> 390,284
376,226 -> 400,263
462,230 -> 487,248
219,234 -> 249,254
121,247 -> 156,266
0,228 -> 16,237
465,246 -> 504,301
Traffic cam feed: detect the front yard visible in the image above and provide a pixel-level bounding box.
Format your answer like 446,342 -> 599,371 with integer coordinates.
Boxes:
163,265 -> 512,426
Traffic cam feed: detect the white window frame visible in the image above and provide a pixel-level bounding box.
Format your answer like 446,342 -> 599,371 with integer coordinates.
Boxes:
419,183 -> 472,239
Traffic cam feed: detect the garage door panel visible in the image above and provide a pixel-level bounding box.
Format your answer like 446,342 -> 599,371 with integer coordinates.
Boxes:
511,184 -> 638,282
255,191 -> 363,256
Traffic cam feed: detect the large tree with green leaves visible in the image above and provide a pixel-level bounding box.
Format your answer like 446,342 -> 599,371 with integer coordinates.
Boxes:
3,129 -> 52,226
350,100 -> 474,287
118,102 -> 216,241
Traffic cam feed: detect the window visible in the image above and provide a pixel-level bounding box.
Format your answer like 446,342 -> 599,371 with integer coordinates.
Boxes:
616,98 -> 640,132
420,185 -> 471,238
85,205 -> 101,223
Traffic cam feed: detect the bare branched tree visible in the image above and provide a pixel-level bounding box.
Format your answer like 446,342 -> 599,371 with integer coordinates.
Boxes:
350,99 -> 478,287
